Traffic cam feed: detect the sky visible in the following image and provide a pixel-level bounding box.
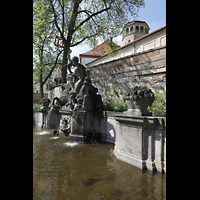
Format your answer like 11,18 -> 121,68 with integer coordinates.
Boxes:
70,0 -> 166,58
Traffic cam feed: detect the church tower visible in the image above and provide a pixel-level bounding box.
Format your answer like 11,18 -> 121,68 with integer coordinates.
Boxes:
122,20 -> 150,46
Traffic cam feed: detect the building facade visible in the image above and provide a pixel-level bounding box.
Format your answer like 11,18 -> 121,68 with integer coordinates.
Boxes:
84,21 -> 166,99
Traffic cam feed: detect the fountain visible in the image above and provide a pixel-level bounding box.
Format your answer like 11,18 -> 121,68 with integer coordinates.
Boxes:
34,51 -> 166,173
46,55 -> 104,143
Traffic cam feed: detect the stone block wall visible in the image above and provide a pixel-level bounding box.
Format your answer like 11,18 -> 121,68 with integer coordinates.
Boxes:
90,46 -> 166,99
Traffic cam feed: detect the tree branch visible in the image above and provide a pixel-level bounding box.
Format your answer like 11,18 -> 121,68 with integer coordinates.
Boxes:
73,6 -> 110,32
42,49 -> 63,85
49,0 -> 63,37
70,32 -> 99,47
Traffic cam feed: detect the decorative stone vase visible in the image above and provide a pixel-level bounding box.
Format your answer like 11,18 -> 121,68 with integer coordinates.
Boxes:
39,97 -> 50,110
123,86 -> 155,116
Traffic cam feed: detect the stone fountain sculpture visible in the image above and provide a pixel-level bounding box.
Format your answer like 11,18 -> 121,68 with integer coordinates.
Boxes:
51,56 -> 103,111
48,54 -> 103,142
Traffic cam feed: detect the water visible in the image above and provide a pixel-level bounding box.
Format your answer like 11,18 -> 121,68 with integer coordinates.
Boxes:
33,126 -> 166,200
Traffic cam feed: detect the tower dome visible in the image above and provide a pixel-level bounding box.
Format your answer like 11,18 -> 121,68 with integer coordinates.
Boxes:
122,20 -> 150,46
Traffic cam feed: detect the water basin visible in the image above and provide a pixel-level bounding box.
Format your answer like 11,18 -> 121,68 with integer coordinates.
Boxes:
33,125 -> 166,200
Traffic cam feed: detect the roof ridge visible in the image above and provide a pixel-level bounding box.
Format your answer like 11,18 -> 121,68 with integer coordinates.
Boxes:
80,40 -> 120,56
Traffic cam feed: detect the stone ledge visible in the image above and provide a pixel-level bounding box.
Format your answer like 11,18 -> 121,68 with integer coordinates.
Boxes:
90,45 -> 166,69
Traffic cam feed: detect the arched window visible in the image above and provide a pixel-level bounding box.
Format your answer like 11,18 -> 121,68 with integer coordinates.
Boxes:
128,40 -> 131,43
126,28 -> 129,34
130,26 -> 133,32
136,26 -> 139,32
140,26 -> 144,32
145,28 -> 148,34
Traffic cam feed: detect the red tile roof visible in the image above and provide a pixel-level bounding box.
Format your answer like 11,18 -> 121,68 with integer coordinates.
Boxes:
80,40 -> 120,57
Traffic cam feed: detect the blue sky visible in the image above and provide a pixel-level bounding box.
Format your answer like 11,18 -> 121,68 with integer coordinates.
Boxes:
71,0 -> 166,58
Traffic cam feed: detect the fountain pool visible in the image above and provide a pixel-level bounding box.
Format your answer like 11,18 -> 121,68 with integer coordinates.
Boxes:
33,125 -> 166,200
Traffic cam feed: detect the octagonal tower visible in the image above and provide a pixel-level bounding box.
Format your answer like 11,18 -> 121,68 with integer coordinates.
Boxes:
122,20 -> 150,46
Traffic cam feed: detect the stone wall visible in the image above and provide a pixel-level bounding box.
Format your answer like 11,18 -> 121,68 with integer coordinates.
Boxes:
90,46 -> 166,99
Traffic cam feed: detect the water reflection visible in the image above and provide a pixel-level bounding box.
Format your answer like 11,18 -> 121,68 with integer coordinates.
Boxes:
34,131 -> 51,135
50,136 -> 60,140
33,125 -> 166,200
63,141 -> 79,147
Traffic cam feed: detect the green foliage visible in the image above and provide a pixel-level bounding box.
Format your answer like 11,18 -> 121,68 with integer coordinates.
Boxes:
33,103 -> 42,110
103,98 -> 128,112
33,0 -> 63,86
147,92 -> 166,117
33,103 -> 52,110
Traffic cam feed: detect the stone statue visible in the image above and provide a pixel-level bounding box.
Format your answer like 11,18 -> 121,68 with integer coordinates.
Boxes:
53,117 -> 71,136
59,117 -> 71,136
52,84 -> 71,109
51,52 -> 103,111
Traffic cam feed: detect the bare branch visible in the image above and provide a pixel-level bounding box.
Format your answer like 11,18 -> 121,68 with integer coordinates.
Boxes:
42,49 -> 63,85
70,32 -> 99,47
73,6 -> 110,32
49,0 -> 63,36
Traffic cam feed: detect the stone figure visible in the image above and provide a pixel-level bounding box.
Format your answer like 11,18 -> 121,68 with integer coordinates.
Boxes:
52,84 -> 71,109
39,97 -> 50,109
53,117 -> 71,136
70,56 -> 90,93
123,86 -> 155,116
51,52 -> 103,111
60,117 -> 71,136
67,56 -> 103,111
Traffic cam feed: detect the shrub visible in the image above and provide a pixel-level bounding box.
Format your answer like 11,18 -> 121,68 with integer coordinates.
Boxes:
33,103 -> 52,109
147,92 -> 166,117
103,98 -> 128,112
33,103 -> 42,110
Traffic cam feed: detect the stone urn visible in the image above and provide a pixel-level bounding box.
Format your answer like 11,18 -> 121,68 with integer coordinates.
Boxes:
39,97 -> 50,110
123,86 -> 155,116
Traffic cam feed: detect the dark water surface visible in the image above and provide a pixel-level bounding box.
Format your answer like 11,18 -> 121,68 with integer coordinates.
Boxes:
33,125 -> 166,200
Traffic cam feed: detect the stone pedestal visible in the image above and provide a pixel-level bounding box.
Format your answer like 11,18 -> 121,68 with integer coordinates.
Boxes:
113,114 -> 166,173
69,110 -> 86,142
46,108 -> 60,129
69,110 -> 103,142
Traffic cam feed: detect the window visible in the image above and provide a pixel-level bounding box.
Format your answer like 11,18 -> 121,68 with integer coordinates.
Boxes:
136,26 -> 139,32
130,26 -> 133,32
126,28 -> 129,34
128,40 -> 131,43
140,26 -> 144,32
145,28 -> 148,34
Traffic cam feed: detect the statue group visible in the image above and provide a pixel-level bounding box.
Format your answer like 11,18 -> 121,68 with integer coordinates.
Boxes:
52,54 -> 103,111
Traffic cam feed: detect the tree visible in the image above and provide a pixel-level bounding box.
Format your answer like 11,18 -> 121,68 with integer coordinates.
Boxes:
47,0 -> 145,83
33,0 -> 63,97
33,0 -> 145,96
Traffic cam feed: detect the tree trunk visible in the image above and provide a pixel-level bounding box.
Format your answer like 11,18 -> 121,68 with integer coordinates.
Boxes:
61,38 -> 72,83
61,40 -> 68,83
40,48 -> 44,98
40,74 -> 44,98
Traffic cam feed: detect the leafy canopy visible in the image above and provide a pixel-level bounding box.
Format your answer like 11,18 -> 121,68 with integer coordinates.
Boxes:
33,0 -> 145,86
